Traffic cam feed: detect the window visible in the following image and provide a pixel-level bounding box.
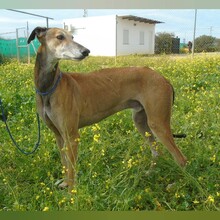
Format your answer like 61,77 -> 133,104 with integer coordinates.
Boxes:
139,31 -> 144,45
123,29 -> 129,45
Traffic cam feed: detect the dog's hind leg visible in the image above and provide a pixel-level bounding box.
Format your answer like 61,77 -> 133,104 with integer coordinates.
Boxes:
142,87 -> 187,167
132,109 -> 160,158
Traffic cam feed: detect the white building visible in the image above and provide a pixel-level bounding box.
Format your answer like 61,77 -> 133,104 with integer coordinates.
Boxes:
63,15 -> 162,56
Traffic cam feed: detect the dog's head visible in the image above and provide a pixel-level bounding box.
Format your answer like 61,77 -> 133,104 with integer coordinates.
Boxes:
28,27 -> 90,61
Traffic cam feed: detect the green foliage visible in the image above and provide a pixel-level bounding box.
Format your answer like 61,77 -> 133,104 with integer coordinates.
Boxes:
155,32 -> 175,54
0,55 -> 219,211
215,38 -> 220,51
0,54 -> 8,64
194,35 -> 217,52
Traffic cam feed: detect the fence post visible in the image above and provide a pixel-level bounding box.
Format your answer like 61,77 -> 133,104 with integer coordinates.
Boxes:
27,22 -> 30,64
16,28 -> 20,62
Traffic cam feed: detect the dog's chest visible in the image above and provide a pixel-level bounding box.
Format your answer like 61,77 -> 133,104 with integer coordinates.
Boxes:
41,97 -> 53,121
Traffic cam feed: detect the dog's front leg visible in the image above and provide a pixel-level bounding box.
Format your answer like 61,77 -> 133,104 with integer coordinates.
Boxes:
64,131 -> 80,193
54,133 -> 69,189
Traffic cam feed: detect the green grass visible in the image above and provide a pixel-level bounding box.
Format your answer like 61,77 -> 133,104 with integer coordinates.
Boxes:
0,54 -> 219,211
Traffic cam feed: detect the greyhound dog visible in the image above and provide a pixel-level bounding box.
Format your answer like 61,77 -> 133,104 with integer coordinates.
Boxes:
28,27 -> 187,192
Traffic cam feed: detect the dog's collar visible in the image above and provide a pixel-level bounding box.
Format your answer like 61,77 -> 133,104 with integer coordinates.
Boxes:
36,72 -> 63,96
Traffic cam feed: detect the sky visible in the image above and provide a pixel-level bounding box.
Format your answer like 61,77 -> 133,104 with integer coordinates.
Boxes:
0,9 -> 220,43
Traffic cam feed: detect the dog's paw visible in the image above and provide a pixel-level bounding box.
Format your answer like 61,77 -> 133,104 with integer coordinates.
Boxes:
59,181 -> 69,189
55,179 -> 68,189
179,156 -> 188,168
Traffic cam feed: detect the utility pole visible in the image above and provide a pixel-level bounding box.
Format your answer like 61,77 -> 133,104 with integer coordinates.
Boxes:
192,9 -> 197,58
83,9 -> 88,17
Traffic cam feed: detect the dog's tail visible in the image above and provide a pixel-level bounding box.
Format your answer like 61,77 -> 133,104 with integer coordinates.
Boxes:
171,84 -> 175,105
173,133 -> 186,138
170,85 -> 187,139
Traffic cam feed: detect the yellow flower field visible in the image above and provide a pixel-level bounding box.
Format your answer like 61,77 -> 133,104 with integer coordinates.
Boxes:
0,54 -> 219,211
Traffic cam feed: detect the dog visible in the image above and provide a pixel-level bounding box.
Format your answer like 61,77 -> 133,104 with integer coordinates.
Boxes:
27,27 -> 187,192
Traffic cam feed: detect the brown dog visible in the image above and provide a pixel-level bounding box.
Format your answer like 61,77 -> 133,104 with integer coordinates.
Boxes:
28,27 -> 187,192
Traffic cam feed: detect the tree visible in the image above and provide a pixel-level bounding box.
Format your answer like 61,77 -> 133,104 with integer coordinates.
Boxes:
155,32 -> 175,54
214,38 -> 220,52
194,35 -> 217,52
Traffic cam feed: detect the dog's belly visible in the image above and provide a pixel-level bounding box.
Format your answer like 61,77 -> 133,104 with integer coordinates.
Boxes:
78,99 -> 143,128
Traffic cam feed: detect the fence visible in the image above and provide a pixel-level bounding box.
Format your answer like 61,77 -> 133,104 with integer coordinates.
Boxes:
0,37 -> 40,58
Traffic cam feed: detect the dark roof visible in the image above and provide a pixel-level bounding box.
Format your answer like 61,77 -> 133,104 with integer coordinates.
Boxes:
119,15 -> 163,24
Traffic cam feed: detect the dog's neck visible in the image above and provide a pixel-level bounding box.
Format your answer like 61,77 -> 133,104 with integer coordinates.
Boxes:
34,46 -> 60,93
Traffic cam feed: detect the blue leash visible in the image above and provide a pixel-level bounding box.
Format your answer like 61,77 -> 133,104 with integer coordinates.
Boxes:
0,71 -> 63,155
0,98 -> 41,155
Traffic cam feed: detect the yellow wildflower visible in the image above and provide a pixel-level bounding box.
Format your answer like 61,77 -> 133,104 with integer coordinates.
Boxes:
70,198 -> 74,204
92,124 -> 101,131
71,189 -> 77,194
42,207 -> 49,211
193,199 -> 199,204
206,195 -> 215,204
93,134 -> 100,142
210,155 -> 216,163
145,132 -> 151,138
127,158 -> 133,168
175,192 -> 181,198
92,172 -> 97,178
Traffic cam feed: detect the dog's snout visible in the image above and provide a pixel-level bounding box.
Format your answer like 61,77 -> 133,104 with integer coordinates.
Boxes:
81,48 -> 90,57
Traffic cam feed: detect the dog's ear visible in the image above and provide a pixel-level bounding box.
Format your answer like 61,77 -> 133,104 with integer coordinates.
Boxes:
27,27 -> 48,44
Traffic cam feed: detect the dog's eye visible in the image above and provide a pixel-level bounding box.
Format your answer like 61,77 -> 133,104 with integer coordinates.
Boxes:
72,36 -> 74,40
57,35 -> 65,40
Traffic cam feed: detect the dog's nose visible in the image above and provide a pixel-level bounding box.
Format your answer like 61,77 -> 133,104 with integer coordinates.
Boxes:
81,48 -> 90,57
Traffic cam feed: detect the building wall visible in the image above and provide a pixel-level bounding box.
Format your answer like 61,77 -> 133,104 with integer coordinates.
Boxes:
116,17 -> 155,55
64,15 -> 156,56
64,15 -> 116,56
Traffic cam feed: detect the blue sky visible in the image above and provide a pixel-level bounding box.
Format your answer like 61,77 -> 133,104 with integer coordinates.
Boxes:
0,9 -> 220,43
